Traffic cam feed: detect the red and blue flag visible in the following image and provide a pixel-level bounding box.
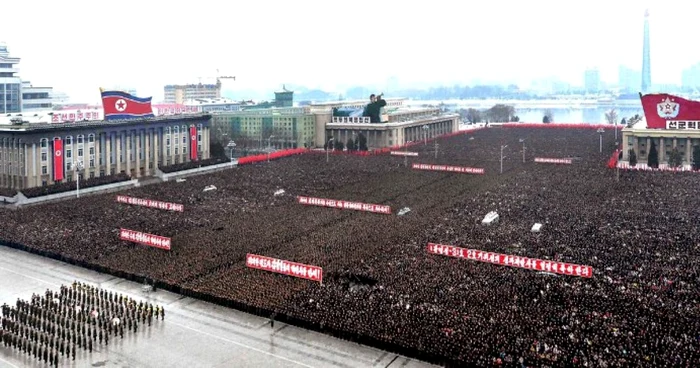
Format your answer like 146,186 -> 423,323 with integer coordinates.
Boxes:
101,90 -> 155,120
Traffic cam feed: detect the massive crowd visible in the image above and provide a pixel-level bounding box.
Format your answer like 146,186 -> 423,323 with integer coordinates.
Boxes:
0,127 -> 698,366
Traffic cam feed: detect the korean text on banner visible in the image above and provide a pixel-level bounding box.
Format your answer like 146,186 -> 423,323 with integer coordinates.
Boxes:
296,196 -> 392,215
119,228 -> 171,251
115,195 -> 184,212
534,157 -> 573,164
246,254 -> 323,283
411,163 -> 485,174
426,243 -> 593,278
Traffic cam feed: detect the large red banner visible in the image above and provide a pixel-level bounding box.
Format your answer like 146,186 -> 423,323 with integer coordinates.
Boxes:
297,196 -> 391,215
119,228 -> 171,250
190,126 -> 198,161
427,243 -> 593,278
246,254 -> 323,283
641,93 -> 700,129
412,163 -> 485,174
53,138 -> 64,181
116,195 -> 184,212
534,157 -> 573,165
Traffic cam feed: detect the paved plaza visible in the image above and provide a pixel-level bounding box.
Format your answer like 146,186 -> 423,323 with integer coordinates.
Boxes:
0,246 -> 436,368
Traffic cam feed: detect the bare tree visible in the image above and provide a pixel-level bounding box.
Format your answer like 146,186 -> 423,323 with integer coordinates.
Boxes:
465,108 -> 482,124
487,104 -> 516,122
605,109 -> 618,125
543,109 -> 554,123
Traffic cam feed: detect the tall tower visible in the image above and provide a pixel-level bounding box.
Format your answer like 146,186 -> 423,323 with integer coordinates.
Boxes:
641,9 -> 651,93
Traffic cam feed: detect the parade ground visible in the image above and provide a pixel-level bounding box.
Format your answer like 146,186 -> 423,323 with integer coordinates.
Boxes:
0,246 -> 435,368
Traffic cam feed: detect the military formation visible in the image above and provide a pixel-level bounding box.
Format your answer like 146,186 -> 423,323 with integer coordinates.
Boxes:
1,281 -> 164,366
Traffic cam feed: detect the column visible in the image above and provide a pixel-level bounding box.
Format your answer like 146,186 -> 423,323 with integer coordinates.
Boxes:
161,127 -> 167,167
145,129 -> 151,175
170,126 -> 176,164
105,132 -> 112,175
94,133 -> 101,177
135,129 -> 142,178
126,131 -> 132,176
646,138 -> 651,162
31,143 -> 37,188
116,132 -> 123,174
204,126 -> 210,159
153,128 -> 159,170
658,137 -> 664,162
686,138 -> 692,164
22,143 -> 27,189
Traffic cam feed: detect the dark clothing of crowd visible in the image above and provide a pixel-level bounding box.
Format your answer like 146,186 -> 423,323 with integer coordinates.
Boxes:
0,281 -> 164,365
0,128 -> 698,366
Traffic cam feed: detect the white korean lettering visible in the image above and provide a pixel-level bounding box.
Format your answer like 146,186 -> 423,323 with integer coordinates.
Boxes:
162,239 -> 171,249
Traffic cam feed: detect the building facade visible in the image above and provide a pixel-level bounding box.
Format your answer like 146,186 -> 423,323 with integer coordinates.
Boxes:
621,122 -> 699,165
0,115 -> 212,190
325,111 -> 460,149
164,82 -> 221,104
0,43 -> 21,114
584,68 -> 601,93
211,107 -> 316,149
21,81 -> 53,112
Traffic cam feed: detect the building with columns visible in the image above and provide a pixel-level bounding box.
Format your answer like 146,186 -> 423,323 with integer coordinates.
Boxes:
621,120 -> 700,165
0,114 -> 212,190
316,99 -> 459,148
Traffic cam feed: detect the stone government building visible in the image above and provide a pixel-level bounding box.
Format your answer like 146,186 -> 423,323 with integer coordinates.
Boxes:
0,114 -> 211,190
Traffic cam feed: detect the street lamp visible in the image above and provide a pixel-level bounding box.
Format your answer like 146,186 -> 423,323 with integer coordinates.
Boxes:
226,140 -> 236,167
422,125 -> 429,145
500,145 -> 508,174
75,160 -> 84,198
519,138 -> 526,163
597,128 -> 605,153
326,137 -> 334,163
267,135 -> 275,162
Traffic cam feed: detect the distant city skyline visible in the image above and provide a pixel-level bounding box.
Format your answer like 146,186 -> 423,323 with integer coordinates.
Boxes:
2,0 -> 700,102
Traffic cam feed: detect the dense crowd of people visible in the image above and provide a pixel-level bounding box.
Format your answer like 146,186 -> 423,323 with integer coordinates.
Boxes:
0,281 -> 164,366
0,127 -> 698,366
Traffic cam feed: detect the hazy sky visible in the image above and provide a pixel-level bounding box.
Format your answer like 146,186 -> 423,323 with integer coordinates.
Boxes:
2,0 -> 698,102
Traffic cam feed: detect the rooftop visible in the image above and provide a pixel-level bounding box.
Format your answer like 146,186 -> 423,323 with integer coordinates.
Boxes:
184,98 -> 244,105
0,113 -> 212,133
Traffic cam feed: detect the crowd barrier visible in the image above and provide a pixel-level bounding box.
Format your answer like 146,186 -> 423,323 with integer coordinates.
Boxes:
501,123 -> 625,130
0,239 -> 457,367
237,148 -> 308,165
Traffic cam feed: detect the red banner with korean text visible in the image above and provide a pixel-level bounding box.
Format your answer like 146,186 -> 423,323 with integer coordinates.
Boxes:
640,93 -> 700,129
412,163 -> 485,174
534,157 -> 573,165
297,196 -> 391,215
116,195 -> 184,212
53,138 -> 64,181
427,243 -> 593,278
190,126 -> 198,161
119,228 -> 171,251
246,254 -> 323,283
390,151 -> 419,157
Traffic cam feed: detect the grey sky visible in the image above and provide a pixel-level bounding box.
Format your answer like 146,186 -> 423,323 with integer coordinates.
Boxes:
1,0 -> 695,102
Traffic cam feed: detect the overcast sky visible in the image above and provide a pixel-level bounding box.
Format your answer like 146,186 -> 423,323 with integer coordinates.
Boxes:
2,0 -> 697,102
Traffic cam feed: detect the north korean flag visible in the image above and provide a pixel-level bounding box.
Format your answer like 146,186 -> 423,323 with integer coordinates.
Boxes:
53,138 -> 64,181
101,90 -> 155,120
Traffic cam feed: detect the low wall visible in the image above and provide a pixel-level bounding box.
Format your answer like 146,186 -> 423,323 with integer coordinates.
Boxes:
616,161 -> 699,172
159,161 -> 239,182
237,148 -> 308,165
17,179 -> 140,205
501,123 -> 625,130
